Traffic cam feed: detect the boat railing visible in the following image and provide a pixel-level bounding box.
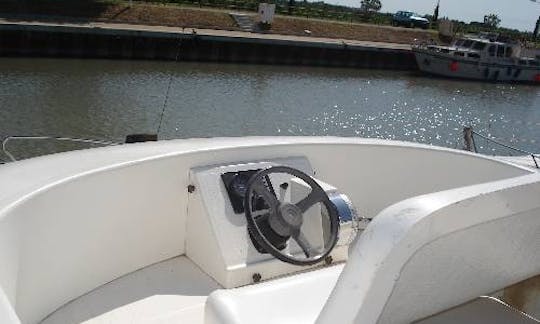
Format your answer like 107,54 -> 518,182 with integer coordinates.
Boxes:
411,38 -> 437,49
1,135 -> 121,162
463,127 -> 539,169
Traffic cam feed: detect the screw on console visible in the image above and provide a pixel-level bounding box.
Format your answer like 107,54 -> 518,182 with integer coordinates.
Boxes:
324,255 -> 333,265
252,273 -> 262,283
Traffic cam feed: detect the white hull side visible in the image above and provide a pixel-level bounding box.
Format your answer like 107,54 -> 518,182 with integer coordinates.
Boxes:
0,137 -> 535,324
414,49 -> 540,82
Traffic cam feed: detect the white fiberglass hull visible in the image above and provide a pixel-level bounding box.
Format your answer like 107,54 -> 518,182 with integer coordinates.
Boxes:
1,137 -> 540,324
413,48 -> 540,83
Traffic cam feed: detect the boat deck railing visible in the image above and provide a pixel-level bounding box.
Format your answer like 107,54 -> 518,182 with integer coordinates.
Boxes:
1,136 -> 121,163
411,39 -> 438,49
464,128 -> 539,169
2,132 -> 538,170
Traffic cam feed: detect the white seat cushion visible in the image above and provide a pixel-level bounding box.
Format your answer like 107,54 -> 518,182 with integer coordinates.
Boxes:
205,264 -> 344,324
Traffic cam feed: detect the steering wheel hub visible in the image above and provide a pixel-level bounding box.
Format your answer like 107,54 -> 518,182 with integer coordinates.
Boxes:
280,203 -> 303,227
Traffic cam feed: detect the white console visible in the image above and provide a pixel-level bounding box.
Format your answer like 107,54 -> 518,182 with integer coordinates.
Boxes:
185,157 -> 357,288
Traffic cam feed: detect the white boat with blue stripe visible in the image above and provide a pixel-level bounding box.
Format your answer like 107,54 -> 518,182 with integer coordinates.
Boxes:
413,34 -> 540,83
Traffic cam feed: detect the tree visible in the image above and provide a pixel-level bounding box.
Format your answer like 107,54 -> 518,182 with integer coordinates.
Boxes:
483,13 -> 501,28
288,0 -> 295,15
534,16 -> 540,38
433,0 -> 440,22
360,0 -> 381,13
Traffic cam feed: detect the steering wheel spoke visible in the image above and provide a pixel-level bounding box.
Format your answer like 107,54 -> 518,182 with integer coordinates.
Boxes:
296,190 -> 325,213
251,209 -> 270,218
251,180 -> 279,210
293,230 -> 314,258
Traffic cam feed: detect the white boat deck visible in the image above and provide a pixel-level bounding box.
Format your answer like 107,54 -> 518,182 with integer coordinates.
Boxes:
41,255 -> 347,324
41,257 -> 221,324
496,155 -> 539,171
1,138 -> 539,324
416,297 -> 539,324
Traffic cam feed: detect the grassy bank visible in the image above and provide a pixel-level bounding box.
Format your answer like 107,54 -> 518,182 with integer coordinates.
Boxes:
0,0 -> 437,44
0,1 -> 236,30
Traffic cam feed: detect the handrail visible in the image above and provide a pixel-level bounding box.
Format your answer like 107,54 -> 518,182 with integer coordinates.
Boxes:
1,136 -> 121,162
471,130 -> 539,169
411,38 -> 437,48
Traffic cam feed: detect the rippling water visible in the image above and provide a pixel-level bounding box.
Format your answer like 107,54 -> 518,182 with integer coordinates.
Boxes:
0,58 -> 539,159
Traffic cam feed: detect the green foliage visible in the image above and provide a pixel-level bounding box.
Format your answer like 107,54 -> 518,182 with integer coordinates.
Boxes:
448,17 -> 537,46
360,0 -> 381,13
134,0 -> 537,43
141,0 -> 392,24
483,13 -> 501,28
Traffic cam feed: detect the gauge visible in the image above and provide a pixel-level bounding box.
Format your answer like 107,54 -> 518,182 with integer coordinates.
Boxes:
231,173 -> 250,197
222,170 -> 260,214
221,169 -> 276,214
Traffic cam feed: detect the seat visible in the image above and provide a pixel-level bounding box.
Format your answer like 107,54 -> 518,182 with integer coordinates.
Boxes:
416,296 -> 539,324
204,264 -> 344,324
318,173 -> 540,323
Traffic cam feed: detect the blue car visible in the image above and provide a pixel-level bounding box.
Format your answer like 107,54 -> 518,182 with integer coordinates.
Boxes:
392,11 -> 430,29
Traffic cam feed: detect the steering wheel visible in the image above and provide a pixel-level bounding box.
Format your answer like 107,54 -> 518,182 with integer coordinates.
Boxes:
244,166 -> 340,266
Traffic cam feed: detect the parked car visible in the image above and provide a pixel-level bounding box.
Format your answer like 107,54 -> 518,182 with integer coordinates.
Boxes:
392,11 -> 429,29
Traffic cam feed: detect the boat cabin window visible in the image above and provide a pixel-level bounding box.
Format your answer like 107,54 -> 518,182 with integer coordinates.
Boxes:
462,40 -> 473,48
455,39 -> 465,47
472,42 -> 486,51
519,59 -> 527,65
497,45 -> 505,57
454,52 -> 465,57
468,53 -> 481,59
506,47 -> 513,58
488,45 -> 496,56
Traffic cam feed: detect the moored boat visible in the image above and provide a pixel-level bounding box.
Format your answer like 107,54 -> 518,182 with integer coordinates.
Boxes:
413,33 -> 540,83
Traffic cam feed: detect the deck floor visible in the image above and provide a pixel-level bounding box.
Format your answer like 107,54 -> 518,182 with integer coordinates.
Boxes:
41,256 -> 221,324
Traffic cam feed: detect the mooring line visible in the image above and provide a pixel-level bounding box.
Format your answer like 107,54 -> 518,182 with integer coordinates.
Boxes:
157,36 -> 183,135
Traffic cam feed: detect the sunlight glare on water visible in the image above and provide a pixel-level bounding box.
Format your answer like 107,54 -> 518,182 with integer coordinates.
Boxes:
0,58 -> 539,159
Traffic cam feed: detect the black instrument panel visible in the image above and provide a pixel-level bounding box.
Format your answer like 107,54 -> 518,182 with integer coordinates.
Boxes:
221,169 -> 275,214
221,169 -> 287,253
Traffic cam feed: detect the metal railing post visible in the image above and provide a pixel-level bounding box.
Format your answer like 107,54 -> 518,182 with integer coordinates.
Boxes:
463,126 -> 474,152
466,128 -> 539,169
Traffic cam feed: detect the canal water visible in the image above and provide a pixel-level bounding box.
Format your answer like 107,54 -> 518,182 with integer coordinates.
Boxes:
1,58 -> 539,160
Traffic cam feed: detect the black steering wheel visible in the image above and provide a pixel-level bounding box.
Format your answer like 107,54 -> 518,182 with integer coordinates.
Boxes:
244,166 -> 340,266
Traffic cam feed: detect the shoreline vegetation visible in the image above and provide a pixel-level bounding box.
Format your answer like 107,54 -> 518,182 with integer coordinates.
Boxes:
0,0 -> 436,44
0,0 -> 537,46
